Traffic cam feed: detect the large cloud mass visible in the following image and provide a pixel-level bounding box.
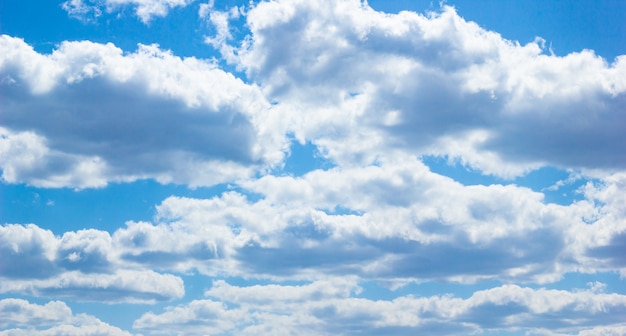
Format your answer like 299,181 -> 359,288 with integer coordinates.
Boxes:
3,159 -> 625,289
0,35 -> 286,188
133,280 -> 626,335
230,0 -> 626,176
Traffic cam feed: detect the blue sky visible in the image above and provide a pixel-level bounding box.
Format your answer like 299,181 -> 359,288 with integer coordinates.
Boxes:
1,0 -> 625,335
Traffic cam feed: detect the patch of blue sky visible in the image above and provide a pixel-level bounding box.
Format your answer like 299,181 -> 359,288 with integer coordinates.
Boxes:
368,0 -> 626,61
279,140 -> 336,177
358,279 -> 504,301
0,180 -> 229,234
422,155 -> 501,186
325,205 -> 365,216
0,0 -> 220,58
536,272 -> 626,295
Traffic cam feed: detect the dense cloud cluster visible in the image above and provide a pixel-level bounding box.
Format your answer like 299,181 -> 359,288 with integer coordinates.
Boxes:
1,0 -> 625,334
0,36 -> 286,188
234,0 -> 626,175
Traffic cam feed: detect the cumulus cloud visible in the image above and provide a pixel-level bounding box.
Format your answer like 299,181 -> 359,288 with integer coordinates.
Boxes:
3,156 -> 624,302
0,35 -> 287,188
225,0 -> 626,176
131,158 -> 623,283
134,280 -> 626,335
5,0 -> 626,186
0,298 -> 133,335
0,224 -> 184,303
1,156 -> 616,284
62,0 -> 195,23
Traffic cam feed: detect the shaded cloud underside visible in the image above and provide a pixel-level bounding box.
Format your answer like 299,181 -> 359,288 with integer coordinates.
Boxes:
1,0 -> 626,335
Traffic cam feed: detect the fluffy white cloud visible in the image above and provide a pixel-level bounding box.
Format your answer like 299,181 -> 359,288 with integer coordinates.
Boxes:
6,0 -> 626,186
572,173 -> 626,277
0,156 -> 609,284
0,298 -> 132,335
0,35 -> 287,188
0,127 -> 109,188
1,270 -> 184,304
0,224 -> 184,303
134,280 -> 626,335
133,300 -> 246,335
222,0 -> 626,176
576,324 -> 626,336
62,0 -> 195,23
197,157 -> 623,282
4,156 -> 624,294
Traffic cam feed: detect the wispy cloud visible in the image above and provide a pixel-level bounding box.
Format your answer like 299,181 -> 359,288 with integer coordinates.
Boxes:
61,0 -> 195,23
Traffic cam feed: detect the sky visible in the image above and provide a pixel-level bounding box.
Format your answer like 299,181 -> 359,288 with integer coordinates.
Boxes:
1,0 -> 625,335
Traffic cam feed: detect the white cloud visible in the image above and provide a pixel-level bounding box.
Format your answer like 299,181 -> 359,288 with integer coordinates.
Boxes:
229,0 -> 626,176
133,300 -> 246,335
0,298 -> 133,335
204,277 -> 360,304
4,155 -> 624,294
159,158 -> 623,282
577,324 -> 626,336
0,156 -> 605,283
0,270 -> 184,304
134,281 -> 626,335
571,173 -> 626,276
61,0 -> 102,23
62,0 -> 195,23
0,224 -> 184,303
0,35 -> 288,188
0,127 -> 109,188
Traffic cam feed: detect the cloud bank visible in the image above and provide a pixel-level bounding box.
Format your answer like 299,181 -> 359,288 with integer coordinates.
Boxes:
134,281 -> 626,335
